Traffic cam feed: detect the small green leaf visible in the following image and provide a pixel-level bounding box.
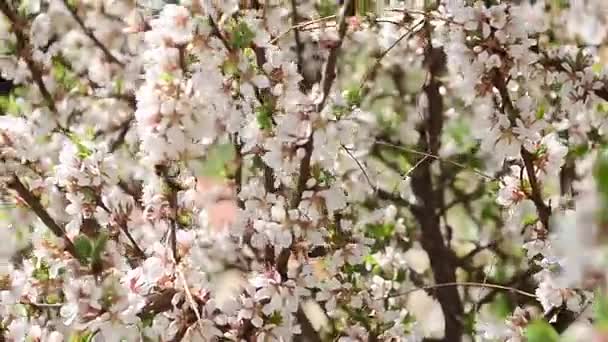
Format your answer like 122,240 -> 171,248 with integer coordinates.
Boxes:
194,143 -> 236,179
595,291 -> 608,329
46,292 -> 61,304
536,103 -> 547,119
67,0 -> 79,9
525,320 -> 559,342
0,94 -> 20,115
230,20 -> 255,49
69,331 -> 94,342
596,147 -> 608,198
90,234 -> 108,264
267,311 -> 283,325
366,223 -> 395,240
255,103 -> 274,131
595,146 -> 608,226
344,87 -> 361,107
67,133 -> 93,159
32,261 -> 50,281
160,72 -> 175,83
113,78 -> 124,94
490,293 -> 512,318
317,0 -> 338,17
74,235 -> 93,263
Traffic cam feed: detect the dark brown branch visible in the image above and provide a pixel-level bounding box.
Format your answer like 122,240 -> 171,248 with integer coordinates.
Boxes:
408,26 -> 464,341
289,0 -> 310,90
283,0 -> 353,282
207,15 -> 231,51
0,2 -> 57,113
109,116 -> 135,152
233,135 -> 245,209
291,0 -> 353,209
7,175 -> 77,258
155,165 -> 180,263
140,288 -> 179,316
491,68 -> 552,231
521,147 -> 551,230
315,0 -> 352,112
61,0 -> 124,66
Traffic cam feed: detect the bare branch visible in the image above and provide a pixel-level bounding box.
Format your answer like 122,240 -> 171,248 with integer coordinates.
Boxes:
7,176 -> 78,259
389,281 -> 536,299
61,0 -> 124,66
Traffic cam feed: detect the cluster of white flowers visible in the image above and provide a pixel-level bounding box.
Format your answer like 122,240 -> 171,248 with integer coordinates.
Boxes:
5,0 -> 608,341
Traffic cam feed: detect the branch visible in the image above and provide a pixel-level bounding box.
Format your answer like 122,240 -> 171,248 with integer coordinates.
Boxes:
373,140 -> 496,181
388,281 -> 536,300
359,19 -> 424,94
490,68 -> 552,231
340,144 -> 376,192
408,25 -> 465,340
0,2 -> 57,114
521,147 -> 551,230
61,0 -> 124,66
207,15 -> 231,51
291,0 -> 354,209
155,165 -> 180,263
140,288 -> 179,317
290,0 -> 315,91
7,176 -> 77,258
315,0 -> 352,112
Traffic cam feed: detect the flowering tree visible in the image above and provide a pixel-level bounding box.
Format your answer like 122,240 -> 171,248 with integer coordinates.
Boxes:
3,0 -> 608,340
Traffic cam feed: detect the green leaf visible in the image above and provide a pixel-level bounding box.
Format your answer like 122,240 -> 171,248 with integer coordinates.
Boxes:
490,293 -> 512,318
46,292 -> 61,304
366,223 -> 395,240
525,320 -> 559,342
68,331 -> 94,342
344,87 -> 361,107
194,143 -> 236,179
90,234 -> 108,264
595,146 -> 608,225
67,0 -> 79,9
230,20 -> 255,49
267,311 -> 283,325
76,142 -> 93,159
160,72 -> 175,83
317,0 -> 338,17
536,103 -> 547,119
113,78 -> 124,94
596,146 -> 608,200
595,291 -> 608,329
74,235 -> 93,263
255,103 -> 274,131
0,94 -> 20,115
32,261 -> 50,281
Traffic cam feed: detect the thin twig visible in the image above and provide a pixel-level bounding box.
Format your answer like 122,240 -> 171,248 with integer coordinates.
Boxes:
155,166 -> 180,263
22,301 -> 63,308
208,15 -> 232,51
291,0 -> 353,209
388,281 -> 537,300
403,154 -> 429,179
474,255 -> 497,313
359,19 -> 425,92
0,2 -> 57,114
61,0 -> 124,66
120,222 -> 146,259
7,176 -> 78,259
386,8 -> 463,26
269,15 -> 337,44
316,1 -> 353,112
340,144 -> 376,192
374,141 -> 496,181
